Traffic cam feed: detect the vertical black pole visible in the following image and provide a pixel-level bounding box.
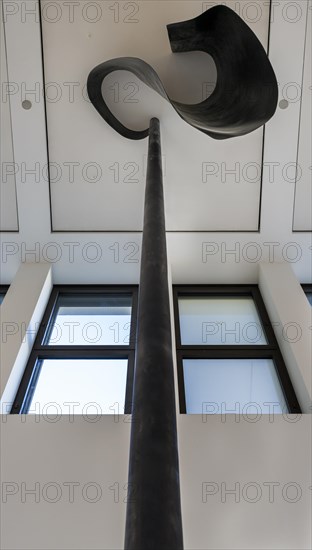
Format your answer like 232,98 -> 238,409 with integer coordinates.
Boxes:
124,118 -> 183,550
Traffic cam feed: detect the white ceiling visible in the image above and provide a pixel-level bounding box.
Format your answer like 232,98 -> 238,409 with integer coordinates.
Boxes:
0,0 -> 311,284
0,10 -> 18,231
40,0 -> 270,232
293,3 -> 312,231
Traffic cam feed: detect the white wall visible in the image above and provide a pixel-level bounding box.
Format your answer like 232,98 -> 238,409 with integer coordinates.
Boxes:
2,414 -> 310,550
259,262 -> 312,413
0,415 -> 131,550
0,262 -> 52,409
0,262 -> 311,549
178,413 -> 311,550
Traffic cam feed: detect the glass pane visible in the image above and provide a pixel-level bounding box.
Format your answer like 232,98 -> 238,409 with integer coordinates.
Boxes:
27,359 -> 128,414
306,293 -> 312,306
178,296 -> 267,345
46,294 -> 132,345
0,294 -> 5,305
183,358 -> 287,414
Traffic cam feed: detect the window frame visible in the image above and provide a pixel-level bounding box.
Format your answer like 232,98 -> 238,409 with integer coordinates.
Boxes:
0,285 -> 9,303
11,285 -> 138,415
302,284 -> 312,305
173,285 -> 301,414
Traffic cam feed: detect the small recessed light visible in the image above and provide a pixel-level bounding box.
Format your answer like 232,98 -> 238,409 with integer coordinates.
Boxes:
279,99 -> 289,109
22,100 -> 32,110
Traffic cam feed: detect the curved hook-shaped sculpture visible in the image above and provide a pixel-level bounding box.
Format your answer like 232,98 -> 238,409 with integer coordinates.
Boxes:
87,5 -> 278,140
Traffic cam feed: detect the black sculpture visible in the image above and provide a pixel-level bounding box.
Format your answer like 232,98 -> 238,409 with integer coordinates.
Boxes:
87,5 -> 278,140
124,118 -> 183,550
87,7 -> 279,550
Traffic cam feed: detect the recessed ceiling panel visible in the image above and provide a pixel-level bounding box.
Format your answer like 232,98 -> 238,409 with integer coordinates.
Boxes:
293,5 -> 312,231
41,0 -> 270,231
0,11 -> 18,232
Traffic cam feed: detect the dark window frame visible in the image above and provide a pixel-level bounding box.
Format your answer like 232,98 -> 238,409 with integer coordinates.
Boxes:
173,285 -> 301,414
302,284 -> 312,305
0,285 -> 9,303
11,285 -> 138,415
302,284 -> 312,292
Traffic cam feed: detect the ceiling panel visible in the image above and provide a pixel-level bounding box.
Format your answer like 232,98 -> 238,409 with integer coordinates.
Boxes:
0,10 -> 18,232
293,4 -> 312,231
40,0 -> 270,232
1,0 -> 310,284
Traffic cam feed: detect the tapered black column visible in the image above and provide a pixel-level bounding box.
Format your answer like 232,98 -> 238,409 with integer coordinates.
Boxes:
124,118 -> 183,550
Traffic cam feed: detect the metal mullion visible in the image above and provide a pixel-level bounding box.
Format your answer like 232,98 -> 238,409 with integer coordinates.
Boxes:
35,344 -> 134,353
302,283 -> 312,298
176,344 -> 276,352
179,348 -> 275,360
0,284 -> 9,293
173,287 -> 183,349
176,351 -> 187,413
173,284 -> 258,296
302,284 -> 312,292
10,349 -> 39,413
249,286 -> 277,346
20,358 -> 43,414
36,287 -> 60,345
124,350 -> 135,415
270,350 -> 302,413
33,349 -> 130,360
53,284 -> 138,295
129,287 -> 139,348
